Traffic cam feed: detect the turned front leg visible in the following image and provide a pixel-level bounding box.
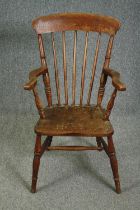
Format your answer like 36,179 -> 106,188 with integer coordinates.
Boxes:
107,135 -> 121,194
31,134 -> 41,193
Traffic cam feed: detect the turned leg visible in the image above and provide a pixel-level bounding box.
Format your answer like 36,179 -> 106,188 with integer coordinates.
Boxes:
107,135 -> 121,194
31,134 -> 41,193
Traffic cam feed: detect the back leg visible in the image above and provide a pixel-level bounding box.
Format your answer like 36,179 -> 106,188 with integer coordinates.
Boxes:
107,135 -> 121,194
31,134 -> 41,193
96,137 -> 102,147
47,136 -> 53,147
96,137 -> 102,152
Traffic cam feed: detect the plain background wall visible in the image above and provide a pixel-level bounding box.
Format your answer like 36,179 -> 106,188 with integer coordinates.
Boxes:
0,0 -> 140,116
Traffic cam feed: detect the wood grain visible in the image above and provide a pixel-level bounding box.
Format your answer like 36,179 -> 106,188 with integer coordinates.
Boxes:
34,105 -> 114,137
32,13 -> 121,35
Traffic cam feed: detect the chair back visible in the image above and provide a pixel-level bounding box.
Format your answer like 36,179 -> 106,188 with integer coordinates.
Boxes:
32,13 -> 121,106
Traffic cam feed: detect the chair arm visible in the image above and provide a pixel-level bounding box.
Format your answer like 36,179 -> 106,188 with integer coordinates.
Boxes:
103,68 -> 126,91
24,67 -> 48,90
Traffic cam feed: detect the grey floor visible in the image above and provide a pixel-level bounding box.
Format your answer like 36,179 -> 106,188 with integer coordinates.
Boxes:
0,113 -> 140,210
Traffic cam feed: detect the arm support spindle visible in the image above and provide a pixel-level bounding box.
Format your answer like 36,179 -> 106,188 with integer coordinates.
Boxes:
103,68 -> 126,120
24,67 -> 47,118
104,88 -> 117,120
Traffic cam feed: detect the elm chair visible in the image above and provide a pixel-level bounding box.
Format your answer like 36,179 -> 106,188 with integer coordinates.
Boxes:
24,13 -> 126,194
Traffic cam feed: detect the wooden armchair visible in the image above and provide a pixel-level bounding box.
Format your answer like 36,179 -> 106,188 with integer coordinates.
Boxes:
24,13 -> 126,194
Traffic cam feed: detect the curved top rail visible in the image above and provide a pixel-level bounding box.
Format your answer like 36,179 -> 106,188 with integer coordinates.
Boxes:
32,13 -> 121,35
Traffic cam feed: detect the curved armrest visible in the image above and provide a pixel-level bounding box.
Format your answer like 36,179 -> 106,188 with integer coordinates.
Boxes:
24,67 -> 48,90
103,68 -> 126,91
24,77 -> 37,90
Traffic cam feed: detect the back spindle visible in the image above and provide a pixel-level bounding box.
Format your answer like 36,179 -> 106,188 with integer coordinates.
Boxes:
38,34 -> 52,106
62,31 -> 68,105
51,32 -> 61,105
87,33 -> 101,105
80,32 -> 89,105
72,31 -> 77,105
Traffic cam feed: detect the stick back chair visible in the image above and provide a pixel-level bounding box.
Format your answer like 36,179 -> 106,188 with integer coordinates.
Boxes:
24,13 -> 126,194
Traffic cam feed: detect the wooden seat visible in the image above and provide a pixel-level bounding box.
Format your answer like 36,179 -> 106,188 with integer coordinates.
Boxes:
35,105 -> 113,136
24,13 -> 126,194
